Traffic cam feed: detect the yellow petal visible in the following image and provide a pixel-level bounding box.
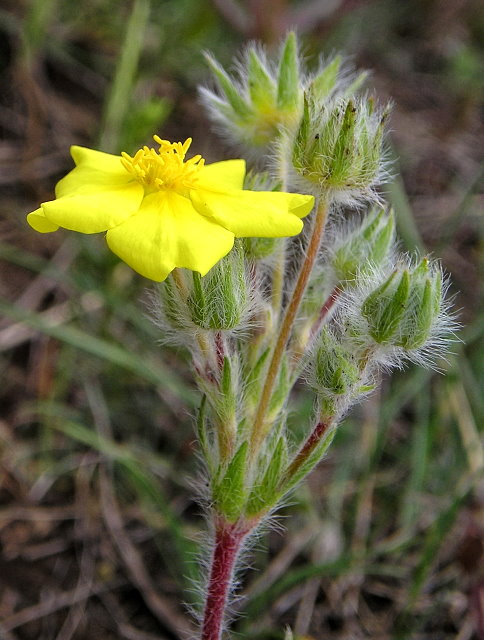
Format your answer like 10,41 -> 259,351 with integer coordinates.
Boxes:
190,189 -> 314,237
106,192 -> 235,281
41,182 -> 144,234
56,146 -> 132,199
284,192 -> 315,218
71,146 -> 127,173
27,208 -> 60,233
197,159 -> 246,191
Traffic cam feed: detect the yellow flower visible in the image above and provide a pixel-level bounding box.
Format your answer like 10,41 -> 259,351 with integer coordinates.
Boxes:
27,137 -> 314,281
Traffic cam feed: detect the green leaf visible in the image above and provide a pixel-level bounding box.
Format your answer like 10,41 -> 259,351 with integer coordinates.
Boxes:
282,426 -> 336,493
247,436 -> 288,515
213,441 -> 248,521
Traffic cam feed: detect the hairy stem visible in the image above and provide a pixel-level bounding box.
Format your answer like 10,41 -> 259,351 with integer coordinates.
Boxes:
270,238 -> 287,321
249,199 -> 329,460
201,520 -> 249,640
285,418 -> 333,481
310,285 -> 341,339
290,285 -> 343,374
271,137 -> 290,322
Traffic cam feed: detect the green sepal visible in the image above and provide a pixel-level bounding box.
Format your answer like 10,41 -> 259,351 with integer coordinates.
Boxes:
246,436 -> 288,516
342,70 -> 369,98
310,56 -> 341,100
204,54 -> 252,117
333,208 -> 395,281
360,258 -> 444,351
291,92 -> 390,193
292,94 -> 311,171
189,271 -> 207,327
432,268 -> 442,318
188,246 -> 248,330
213,441 -> 248,521
331,100 -> 357,184
277,32 -> 300,111
243,236 -> 278,260
312,327 -> 360,397
362,269 -> 410,344
394,258 -> 440,350
158,274 -> 186,330
248,49 -> 276,109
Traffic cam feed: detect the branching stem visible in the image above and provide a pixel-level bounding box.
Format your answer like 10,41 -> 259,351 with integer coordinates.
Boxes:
249,199 -> 329,460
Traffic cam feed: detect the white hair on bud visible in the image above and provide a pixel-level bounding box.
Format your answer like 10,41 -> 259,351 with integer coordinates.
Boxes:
332,256 -> 459,371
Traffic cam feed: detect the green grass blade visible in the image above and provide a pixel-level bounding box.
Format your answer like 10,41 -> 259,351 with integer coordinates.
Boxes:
98,0 -> 151,152
0,299 -> 197,405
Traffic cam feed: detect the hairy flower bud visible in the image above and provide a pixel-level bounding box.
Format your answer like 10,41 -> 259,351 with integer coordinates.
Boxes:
361,258 -> 444,350
310,327 -> 361,398
332,207 -> 395,282
291,93 -> 390,204
200,33 -> 303,150
188,244 -> 251,331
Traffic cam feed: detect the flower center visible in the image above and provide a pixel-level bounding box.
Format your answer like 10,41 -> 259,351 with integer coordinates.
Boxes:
121,136 -> 205,194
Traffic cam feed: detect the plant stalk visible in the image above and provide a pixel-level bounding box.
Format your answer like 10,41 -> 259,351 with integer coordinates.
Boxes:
201,519 -> 249,640
249,199 -> 329,460
285,418 -> 333,481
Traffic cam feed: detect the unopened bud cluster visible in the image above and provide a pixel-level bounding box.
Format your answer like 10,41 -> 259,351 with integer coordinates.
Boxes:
361,258 -> 444,351
201,32 -> 388,205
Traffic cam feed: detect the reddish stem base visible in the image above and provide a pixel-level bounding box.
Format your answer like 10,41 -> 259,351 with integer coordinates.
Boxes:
201,520 -> 248,640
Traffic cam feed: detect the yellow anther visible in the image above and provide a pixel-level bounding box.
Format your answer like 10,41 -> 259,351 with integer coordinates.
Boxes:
121,136 -> 204,193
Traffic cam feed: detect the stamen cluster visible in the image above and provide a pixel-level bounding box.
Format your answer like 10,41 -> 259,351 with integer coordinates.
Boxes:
121,136 -> 205,193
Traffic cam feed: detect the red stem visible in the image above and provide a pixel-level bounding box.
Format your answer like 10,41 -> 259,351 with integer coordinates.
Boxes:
201,520 -> 248,640
310,285 -> 341,339
214,331 -> 225,372
286,419 -> 332,479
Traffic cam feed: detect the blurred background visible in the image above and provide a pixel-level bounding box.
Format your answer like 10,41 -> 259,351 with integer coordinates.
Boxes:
0,0 -> 483,638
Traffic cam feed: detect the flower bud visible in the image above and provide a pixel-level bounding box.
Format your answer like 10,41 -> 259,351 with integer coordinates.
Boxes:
291,93 -> 390,203
310,327 -> 361,398
201,33 -> 303,150
188,244 -> 250,331
361,258 -> 443,350
332,207 -> 395,282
